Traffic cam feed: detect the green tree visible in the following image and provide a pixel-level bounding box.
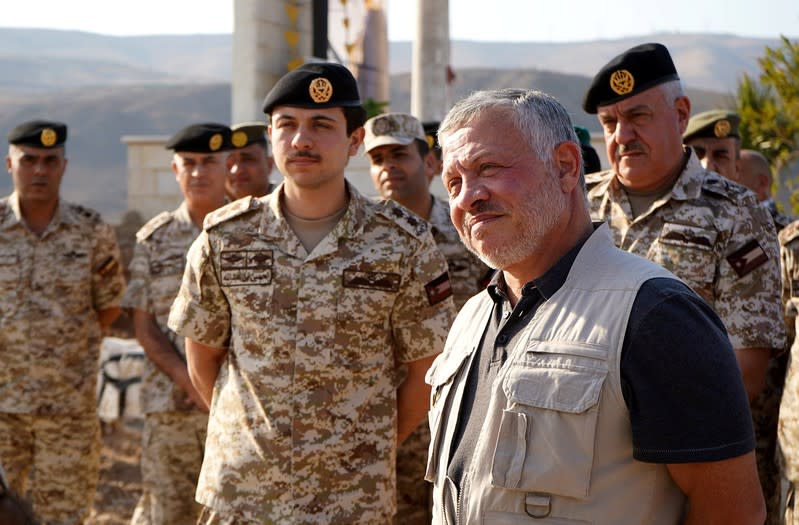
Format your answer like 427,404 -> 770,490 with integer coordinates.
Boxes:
735,36 -> 799,213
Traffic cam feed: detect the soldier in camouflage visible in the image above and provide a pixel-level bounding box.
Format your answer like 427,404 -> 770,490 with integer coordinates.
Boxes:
584,44 -> 786,523
0,120 -> 126,524
738,149 -> 792,231
225,122 -> 275,201
779,220 -> 799,524
168,63 -> 455,524
124,123 -> 232,525
363,111 -> 489,524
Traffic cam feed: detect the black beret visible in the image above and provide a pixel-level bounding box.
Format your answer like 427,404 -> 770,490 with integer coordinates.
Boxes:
582,43 -> 680,114
165,123 -> 232,153
230,122 -> 267,148
8,120 -> 67,148
683,109 -> 740,141
422,121 -> 441,151
262,62 -> 362,116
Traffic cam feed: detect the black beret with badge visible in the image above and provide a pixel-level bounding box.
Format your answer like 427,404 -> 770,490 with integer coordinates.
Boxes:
165,123 -> 232,153
422,121 -> 441,152
230,122 -> 268,148
683,109 -> 740,141
8,120 -> 67,147
582,42 -> 680,114
261,62 -> 362,115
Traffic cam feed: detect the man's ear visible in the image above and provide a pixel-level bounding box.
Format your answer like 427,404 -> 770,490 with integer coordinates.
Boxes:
348,127 -> 365,156
553,142 -> 582,192
675,96 -> 692,134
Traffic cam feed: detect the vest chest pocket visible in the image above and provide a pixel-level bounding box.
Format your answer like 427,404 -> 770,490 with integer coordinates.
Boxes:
492,356 -> 607,499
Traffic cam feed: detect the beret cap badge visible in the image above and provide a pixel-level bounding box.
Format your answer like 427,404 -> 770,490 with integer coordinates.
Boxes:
714,120 -> 731,138
209,133 -> 223,151
309,77 -> 333,103
610,70 -> 635,96
40,128 -> 57,147
231,131 -> 248,148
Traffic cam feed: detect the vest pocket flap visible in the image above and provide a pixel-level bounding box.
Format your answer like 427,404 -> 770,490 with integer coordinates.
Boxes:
505,367 -> 606,414
426,346 -> 472,387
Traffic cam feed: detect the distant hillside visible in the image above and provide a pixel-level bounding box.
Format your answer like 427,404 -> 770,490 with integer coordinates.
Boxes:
0,28 -> 783,93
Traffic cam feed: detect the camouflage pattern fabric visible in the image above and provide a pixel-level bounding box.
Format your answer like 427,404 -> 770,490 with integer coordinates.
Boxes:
0,412 -> 100,525
168,182 -> 455,524
779,220 -> 799,523
0,192 -> 124,524
122,202 -> 203,414
587,151 -> 784,351
130,411 -> 208,525
0,192 -> 126,414
394,196 -> 488,524
766,199 -> 793,233
122,202 -> 208,525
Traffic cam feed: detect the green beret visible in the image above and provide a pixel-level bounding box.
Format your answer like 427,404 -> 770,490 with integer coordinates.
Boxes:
262,62 -> 362,116
583,43 -> 680,114
574,126 -> 592,147
8,120 -> 67,148
683,109 -> 740,141
230,122 -> 267,148
165,123 -> 232,153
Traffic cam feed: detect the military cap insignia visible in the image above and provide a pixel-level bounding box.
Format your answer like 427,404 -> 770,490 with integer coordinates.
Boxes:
609,70 -> 635,96
231,130 -> 248,148
209,133 -> 223,151
40,128 -> 57,147
714,120 -> 731,138
309,77 -> 333,103
426,134 -> 435,149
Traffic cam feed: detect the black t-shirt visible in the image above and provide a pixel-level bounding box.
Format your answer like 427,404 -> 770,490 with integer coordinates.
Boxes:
447,232 -> 755,489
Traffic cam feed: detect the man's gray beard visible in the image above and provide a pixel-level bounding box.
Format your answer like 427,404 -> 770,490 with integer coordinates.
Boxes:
462,174 -> 565,271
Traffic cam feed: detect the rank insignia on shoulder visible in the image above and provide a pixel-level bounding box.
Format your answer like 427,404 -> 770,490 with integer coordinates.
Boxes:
726,239 -> 768,278
425,271 -> 453,306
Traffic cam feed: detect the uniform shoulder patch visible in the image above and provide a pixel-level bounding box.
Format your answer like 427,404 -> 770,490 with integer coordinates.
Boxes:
585,170 -> 612,191
726,239 -> 769,278
701,171 -> 749,202
68,202 -> 101,223
425,271 -> 453,306
376,199 -> 430,238
779,220 -> 799,246
135,211 -> 173,241
203,196 -> 259,230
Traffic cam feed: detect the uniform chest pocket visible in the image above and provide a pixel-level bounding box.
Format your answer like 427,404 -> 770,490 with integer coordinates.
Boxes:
492,352 -> 607,499
650,222 -> 717,287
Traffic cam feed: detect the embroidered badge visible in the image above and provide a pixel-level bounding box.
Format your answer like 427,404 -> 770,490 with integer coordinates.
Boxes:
209,133 -> 223,151
96,256 -> 119,277
309,77 -> 333,103
40,128 -> 57,147
231,131 -> 248,148
714,120 -> 731,138
342,269 -> 401,292
220,250 -> 273,286
425,271 -> 453,306
609,70 -> 634,95
726,239 -> 768,278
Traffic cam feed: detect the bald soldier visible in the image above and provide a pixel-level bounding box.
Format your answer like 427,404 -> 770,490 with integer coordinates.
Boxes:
225,122 -> 274,200
125,123 -> 232,525
168,62 -> 455,524
0,120 -> 126,524
363,112 -> 490,524
739,149 -> 792,231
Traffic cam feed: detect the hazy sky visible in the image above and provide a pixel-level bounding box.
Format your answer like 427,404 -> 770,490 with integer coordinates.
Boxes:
1,0 -> 796,42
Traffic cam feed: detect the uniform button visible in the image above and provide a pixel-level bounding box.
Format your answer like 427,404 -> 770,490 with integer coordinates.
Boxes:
503,311 -> 510,319
496,334 -> 508,345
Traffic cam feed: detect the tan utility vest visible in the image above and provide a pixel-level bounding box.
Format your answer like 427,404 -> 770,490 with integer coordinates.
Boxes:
425,224 -> 687,524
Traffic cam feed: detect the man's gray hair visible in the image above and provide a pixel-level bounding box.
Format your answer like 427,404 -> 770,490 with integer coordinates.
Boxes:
439,88 -> 580,174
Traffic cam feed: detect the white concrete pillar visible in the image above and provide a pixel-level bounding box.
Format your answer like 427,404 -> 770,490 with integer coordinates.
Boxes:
410,0 -> 449,121
232,0 -> 313,123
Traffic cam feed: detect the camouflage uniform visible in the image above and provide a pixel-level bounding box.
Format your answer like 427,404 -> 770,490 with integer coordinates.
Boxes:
168,182 -> 455,524
122,202 -> 208,525
588,150 -> 786,520
778,221 -> 799,523
395,195 -> 489,525
766,199 -> 793,232
0,192 -> 125,524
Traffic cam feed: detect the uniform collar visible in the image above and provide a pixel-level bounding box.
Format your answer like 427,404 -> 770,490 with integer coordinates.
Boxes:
2,192 -> 76,231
